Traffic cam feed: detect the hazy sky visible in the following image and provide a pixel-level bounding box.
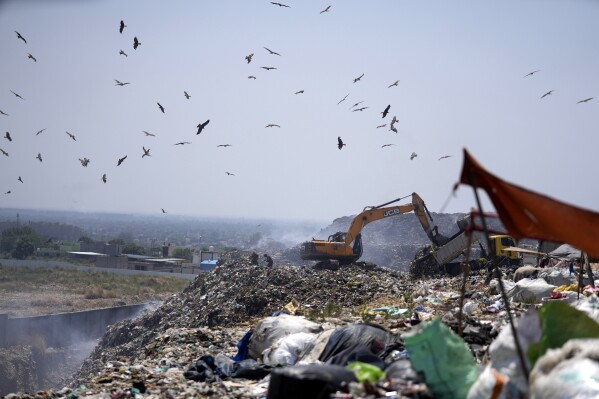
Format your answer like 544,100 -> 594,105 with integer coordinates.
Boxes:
0,0 -> 598,223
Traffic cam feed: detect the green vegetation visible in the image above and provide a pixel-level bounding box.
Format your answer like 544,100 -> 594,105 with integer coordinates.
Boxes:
0,227 -> 47,259
0,266 -> 189,298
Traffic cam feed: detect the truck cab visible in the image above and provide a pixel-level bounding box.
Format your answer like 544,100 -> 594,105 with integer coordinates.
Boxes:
489,234 -> 520,265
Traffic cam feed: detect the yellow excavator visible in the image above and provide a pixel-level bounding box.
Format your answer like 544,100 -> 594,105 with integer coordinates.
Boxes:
300,193 -> 447,264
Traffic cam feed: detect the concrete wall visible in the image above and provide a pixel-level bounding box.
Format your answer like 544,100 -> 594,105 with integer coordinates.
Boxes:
0,304 -> 148,348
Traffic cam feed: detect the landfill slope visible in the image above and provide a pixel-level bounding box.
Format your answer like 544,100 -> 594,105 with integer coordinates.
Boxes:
73,250 -> 412,384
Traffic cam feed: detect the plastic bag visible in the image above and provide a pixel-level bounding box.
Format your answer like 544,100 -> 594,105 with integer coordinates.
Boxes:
507,278 -> 556,304
267,364 -> 356,399
346,361 -> 384,383
262,332 -> 317,366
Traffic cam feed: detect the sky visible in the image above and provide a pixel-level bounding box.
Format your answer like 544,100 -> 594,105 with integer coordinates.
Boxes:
0,0 -> 598,223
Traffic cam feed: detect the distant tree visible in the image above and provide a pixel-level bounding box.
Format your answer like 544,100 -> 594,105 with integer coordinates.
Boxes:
1,227 -> 45,255
122,243 -> 145,255
172,247 -> 193,261
78,236 -> 93,244
12,238 -> 35,260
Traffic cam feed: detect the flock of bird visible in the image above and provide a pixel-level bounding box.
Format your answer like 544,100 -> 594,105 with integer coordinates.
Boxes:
2,3 -> 595,212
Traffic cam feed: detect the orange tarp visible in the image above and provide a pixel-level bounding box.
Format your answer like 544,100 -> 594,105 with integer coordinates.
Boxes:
459,149 -> 599,258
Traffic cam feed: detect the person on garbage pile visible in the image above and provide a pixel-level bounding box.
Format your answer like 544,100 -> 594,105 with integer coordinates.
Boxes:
263,253 -> 273,267
249,252 -> 259,265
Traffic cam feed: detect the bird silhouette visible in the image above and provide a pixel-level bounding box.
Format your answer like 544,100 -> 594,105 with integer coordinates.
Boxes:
264,47 -> 281,56
36,153 -> 42,162
0,148 -> 8,156
27,53 -> 37,62
15,31 -> 27,44
18,176 -> 23,183
320,5 -> 331,13
381,104 -> 391,118
376,124 -> 387,129
349,101 -> 364,109
353,73 -> 364,83
102,174 -> 107,183
4,132 -> 12,142
115,79 -> 130,86
388,80 -> 400,88
5,191 -> 10,195
161,208 -> 167,213
117,155 -> 127,166
79,157 -> 90,167
352,107 -> 368,112
337,93 -> 349,105
261,66 -> 277,71
389,125 -> 398,134
438,155 -> 452,160
0,110 -> 8,116
174,142 -> 191,146
523,70 -> 540,78
382,144 -> 395,148
271,2 -> 290,7
66,131 -> 76,141
295,90 -> 304,95
266,124 -> 280,128
197,120 -> 210,135
245,53 -> 254,63
390,115 -> 398,126
410,152 -> 417,160
157,102 -> 165,113
142,131 -> 156,137
119,49 -> 128,57
10,90 -> 24,100
133,36 -> 141,50
142,147 -> 151,158
248,75 -> 257,80
225,171 -> 235,176
337,136 -> 346,150
577,97 -> 593,104
119,20 -> 126,34
217,144 -> 232,147
184,91 -> 191,99
36,128 -> 46,136
540,90 -> 554,99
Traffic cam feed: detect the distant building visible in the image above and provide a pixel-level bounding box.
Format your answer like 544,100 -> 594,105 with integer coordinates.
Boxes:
80,242 -> 122,256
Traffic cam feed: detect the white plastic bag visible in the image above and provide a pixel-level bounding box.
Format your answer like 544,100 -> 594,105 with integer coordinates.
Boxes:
507,278 -> 556,303
262,332 -> 317,366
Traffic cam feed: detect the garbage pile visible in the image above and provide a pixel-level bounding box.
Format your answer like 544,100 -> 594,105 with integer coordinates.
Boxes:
4,251 -> 599,399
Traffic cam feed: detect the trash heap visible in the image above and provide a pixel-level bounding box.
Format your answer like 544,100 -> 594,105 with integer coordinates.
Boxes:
4,251 -> 599,399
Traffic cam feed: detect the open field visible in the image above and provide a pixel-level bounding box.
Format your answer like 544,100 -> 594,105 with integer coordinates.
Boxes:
0,265 -> 190,317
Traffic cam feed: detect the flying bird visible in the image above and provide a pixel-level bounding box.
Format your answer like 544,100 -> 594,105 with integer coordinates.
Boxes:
389,125 -> 398,134
15,31 -> 27,44
349,101 -> 364,109
266,124 -> 280,128
4,132 -> 12,142
0,110 -> 8,116
142,146 -> 151,158
225,171 -> 235,176
79,157 -> 90,167
27,53 -> 37,62
5,191 -> 10,195
157,102 -> 165,113
248,75 -> 257,80
438,155 -> 452,160
0,148 -> 8,156
381,104 -> 391,118
119,49 -> 128,57
133,36 -> 141,50
295,90 -> 304,95
353,73 -> 364,83
264,47 -> 281,56
36,153 -> 42,162
184,91 -> 191,99
337,136 -> 346,150
382,144 -> 395,148
245,53 -> 254,63
390,115 -> 398,126
217,144 -> 232,147
261,66 -> 277,71
161,208 -> 167,214
337,93 -> 349,105
10,90 -> 24,100
577,97 -> 593,104
174,142 -> 191,146
540,90 -> 554,99
66,131 -> 76,141
117,155 -> 127,166
36,128 -> 46,136
271,2 -> 290,7
102,174 -> 107,183
197,119 -> 210,135
410,152 -> 417,160
352,107 -> 368,112
388,80 -> 400,88
18,176 -> 23,183
523,70 -> 540,78
115,79 -> 130,86
376,124 -> 387,129
142,131 -> 156,137
320,5 -> 331,13
119,20 -> 126,34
